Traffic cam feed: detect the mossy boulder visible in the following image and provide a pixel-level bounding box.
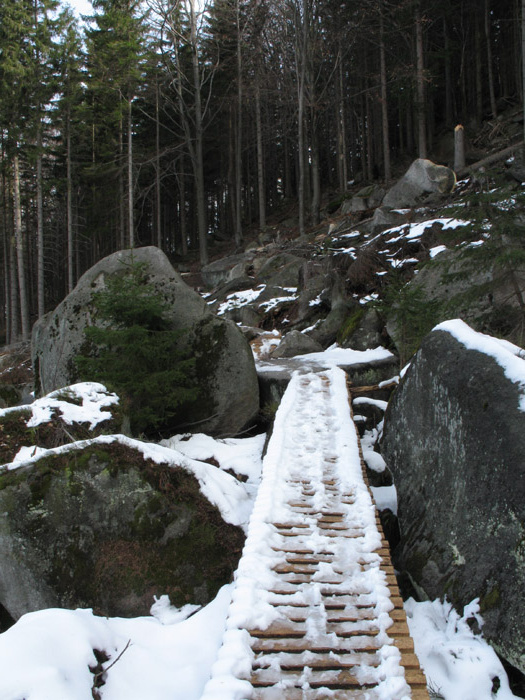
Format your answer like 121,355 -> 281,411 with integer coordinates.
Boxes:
32,247 -> 259,437
0,440 -> 245,620
381,322 -> 525,674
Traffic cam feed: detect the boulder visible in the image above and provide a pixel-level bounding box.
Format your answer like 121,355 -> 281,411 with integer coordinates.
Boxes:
0,439 -> 245,620
369,206 -> 412,233
381,320 -> 525,673
256,253 -> 305,288
382,159 -> 456,209
339,308 -> 384,352
32,247 -> 259,438
341,185 -> 385,214
201,253 -> 253,289
390,239 -> 525,346
270,330 -> 323,359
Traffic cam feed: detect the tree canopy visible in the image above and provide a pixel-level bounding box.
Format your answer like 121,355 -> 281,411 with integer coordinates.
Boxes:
1,0 -> 524,343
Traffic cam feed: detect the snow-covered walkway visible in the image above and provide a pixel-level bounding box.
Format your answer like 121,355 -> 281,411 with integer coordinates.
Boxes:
202,367 -> 428,700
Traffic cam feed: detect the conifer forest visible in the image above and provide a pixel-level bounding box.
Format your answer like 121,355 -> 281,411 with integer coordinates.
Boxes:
1,0 -> 524,344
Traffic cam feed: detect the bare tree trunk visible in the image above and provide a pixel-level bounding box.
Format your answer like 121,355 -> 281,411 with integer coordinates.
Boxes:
296,51 -> 306,237
3,239 -> 10,343
178,155 -> 188,256
475,16 -> 483,125
336,54 -> 348,192
155,83 -> 162,249
444,17 -> 454,126
66,104 -> 74,293
522,0 -> 525,145
454,124 -> 466,171
415,2 -> 427,158
119,117 -> 125,250
36,124 -> 45,318
485,0 -> 498,118
379,3 -> 391,181
9,240 -> 19,343
13,153 -> 30,340
1,170 -> 12,342
255,83 -> 266,230
234,0 -> 243,246
310,128 -> 320,225
128,98 -> 134,248
189,0 -> 208,266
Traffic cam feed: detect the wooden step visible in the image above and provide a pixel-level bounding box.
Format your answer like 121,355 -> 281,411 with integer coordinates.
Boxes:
252,689 -> 394,700
249,620 -> 380,638
250,667 -> 381,688
251,635 -> 416,654
253,650 -> 381,670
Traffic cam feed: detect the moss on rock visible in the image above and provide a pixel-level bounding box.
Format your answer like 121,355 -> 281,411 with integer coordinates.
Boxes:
0,442 -> 245,618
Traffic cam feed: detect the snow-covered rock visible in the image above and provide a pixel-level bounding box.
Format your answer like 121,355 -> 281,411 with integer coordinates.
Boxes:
0,434 -> 249,621
381,319 -> 525,675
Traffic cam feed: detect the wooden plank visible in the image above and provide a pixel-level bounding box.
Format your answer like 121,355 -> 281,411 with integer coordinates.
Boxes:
252,689 -> 385,700
250,668 -> 380,688
253,651 -> 381,670
411,690 -> 431,700
248,620 -> 380,638
273,563 -> 318,575
251,636 -> 415,654
269,606 -> 393,623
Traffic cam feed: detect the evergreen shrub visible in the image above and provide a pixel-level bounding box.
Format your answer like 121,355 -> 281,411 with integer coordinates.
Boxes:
75,261 -> 198,436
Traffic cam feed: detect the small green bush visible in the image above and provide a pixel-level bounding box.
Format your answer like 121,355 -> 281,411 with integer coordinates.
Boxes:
75,261 -> 199,437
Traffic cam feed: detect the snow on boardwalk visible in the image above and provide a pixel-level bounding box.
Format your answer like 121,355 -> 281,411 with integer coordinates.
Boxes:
202,367 -> 428,700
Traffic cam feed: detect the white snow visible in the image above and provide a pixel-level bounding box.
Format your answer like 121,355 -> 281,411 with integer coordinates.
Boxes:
257,291 -> 299,312
216,286 -> 265,315
160,432 -> 265,484
292,343 -> 394,367
353,396 -> 388,412
405,597 -> 521,700
430,244 -> 447,258
370,485 -> 398,514
434,319 -> 525,410
0,587 -> 232,700
0,382 -> 119,430
369,218 -> 470,247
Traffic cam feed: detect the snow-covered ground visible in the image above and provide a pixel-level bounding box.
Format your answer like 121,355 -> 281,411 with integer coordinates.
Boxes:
0,326 -> 524,699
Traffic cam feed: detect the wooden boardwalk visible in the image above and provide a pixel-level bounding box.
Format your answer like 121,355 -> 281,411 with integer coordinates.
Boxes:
203,369 -> 429,699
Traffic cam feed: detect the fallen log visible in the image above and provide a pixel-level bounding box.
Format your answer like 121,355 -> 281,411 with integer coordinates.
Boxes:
456,141 -> 524,178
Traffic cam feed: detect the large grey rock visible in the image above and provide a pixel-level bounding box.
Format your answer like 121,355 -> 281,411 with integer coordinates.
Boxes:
387,241 -> 525,347
0,439 -> 244,619
382,159 -> 456,209
340,308 -> 383,352
256,253 -> 305,288
271,330 -> 323,359
201,253 -> 253,289
369,206 -> 412,233
341,185 -> 386,213
32,247 -> 259,437
381,324 -> 525,673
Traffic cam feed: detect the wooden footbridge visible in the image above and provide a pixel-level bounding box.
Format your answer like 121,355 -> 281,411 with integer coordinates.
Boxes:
202,368 -> 428,700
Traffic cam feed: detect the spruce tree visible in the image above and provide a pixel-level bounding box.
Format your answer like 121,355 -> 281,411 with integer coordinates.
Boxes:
75,261 -> 199,437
